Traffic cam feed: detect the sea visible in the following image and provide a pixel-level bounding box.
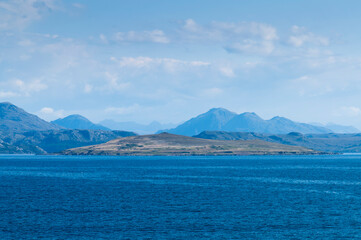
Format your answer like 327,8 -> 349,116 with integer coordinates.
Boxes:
1,155 -> 361,239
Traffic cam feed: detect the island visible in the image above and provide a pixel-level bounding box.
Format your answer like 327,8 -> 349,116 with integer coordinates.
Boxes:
61,132 -> 320,156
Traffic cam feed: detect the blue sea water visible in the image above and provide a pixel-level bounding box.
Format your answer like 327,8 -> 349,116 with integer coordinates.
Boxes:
1,155 -> 361,239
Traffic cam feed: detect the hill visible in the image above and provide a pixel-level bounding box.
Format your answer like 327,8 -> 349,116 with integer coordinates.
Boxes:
162,108 -> 332,135
62,132 -> 319,156
0,102 -> 61,132
52,114 -> 110,130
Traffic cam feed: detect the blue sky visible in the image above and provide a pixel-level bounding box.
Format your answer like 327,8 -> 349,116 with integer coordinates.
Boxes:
2,0 -> 361,127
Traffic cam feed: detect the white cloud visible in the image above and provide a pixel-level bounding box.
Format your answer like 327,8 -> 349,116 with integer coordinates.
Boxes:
289,25 -> 329,47
226,40 -> 275,55
84,84 -> 93,93
104,72 -> 130,91
110,56 -> 210,73
104,104 -> 141,115
18,39 -> 34,46
37,107 -> 65,120
99,34 -> 108,44
0,0 -> 58,31
13,79 -> 47,94
0,91 -> 18,98
201,87 -> 223,97
72,3 -> 85,9
288,75 -> 333,96
180,19 -> 278,55
335,106 -> 361,117
219,67 -> 235,77
114,30 -> 170,44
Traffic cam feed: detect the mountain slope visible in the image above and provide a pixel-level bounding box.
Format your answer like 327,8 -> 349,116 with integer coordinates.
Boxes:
0,102 -> 61,132
265,116 -> 331,134
0,129 -> 137,154
223,112 -> 268,132
62,133 -> 318,156
163,108 -> 237,136
52,114 -> 110,130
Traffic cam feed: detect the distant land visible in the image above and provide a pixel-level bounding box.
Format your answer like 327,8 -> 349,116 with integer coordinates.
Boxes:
52,114 -> 110,131
158,108 -> 358,136
100,119 -> 176,135
195,131 -> 361,153
62,133 -> 319,156
309,122 -> 360,134
1,102 -> 361,155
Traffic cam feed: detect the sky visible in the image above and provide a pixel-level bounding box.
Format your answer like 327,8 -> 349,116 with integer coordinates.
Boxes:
2,0 -> 361,127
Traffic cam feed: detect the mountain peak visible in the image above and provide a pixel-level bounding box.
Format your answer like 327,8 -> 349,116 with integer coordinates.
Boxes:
0,102 -> 61,132
52,114 -> 109,131
162,108 -> 237,136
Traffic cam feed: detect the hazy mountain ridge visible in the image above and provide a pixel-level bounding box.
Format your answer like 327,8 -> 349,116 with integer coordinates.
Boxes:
309,122 -> 360,133
52,114 -> 110,131
195,131 -> 361,153
162,108 -> 334,136
100,119 -> 177,134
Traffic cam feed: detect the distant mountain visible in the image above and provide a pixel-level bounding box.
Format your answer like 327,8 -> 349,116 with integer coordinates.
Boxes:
0,129 -> 137,154
0,102 -> 61,132
310,122 -> 360,133
162,108 -> 332,136
52,114 -> 110,130
161,108 -> 237,136
62,132 -> 317,156
194,131 -> 361,153
99,120 -> 176,134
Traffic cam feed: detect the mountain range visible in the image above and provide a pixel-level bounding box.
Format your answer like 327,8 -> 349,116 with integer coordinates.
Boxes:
1,102 -> 361,154
160,108 -> 345,136
195,131 -> 361,153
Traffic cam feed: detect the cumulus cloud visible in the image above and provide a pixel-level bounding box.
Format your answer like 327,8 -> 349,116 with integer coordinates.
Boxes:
114,30 -> 170,44
289,25 -> 329,47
